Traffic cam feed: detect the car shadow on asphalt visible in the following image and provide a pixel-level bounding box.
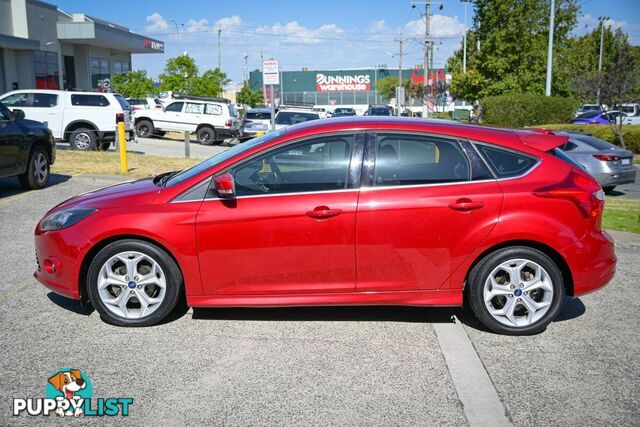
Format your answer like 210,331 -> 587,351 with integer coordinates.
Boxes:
0,173 -> 71,199
47,292 -> 94,316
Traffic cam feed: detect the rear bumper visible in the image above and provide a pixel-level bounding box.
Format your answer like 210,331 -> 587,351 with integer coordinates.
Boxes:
591,168 -> 637,187
561,229 -> 616,297
217,127 -> 239,138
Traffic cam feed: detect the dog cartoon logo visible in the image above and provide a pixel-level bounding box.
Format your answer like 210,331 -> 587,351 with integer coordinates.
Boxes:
45,369 -> 93,417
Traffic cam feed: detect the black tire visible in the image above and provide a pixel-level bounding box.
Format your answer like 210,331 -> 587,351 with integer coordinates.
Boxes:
603,186 -> 616,194
135,120 -> 154,138
100,141 -> 111,151
197,126 -> 217,145
69,128 -> 97,151
19,145 -> 50,190
467,246 -> 564,335
86,239 -> 183,327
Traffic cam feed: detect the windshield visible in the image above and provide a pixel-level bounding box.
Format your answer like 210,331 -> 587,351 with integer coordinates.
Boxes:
164,129 -> 286,187
275,111 -> 319,125
578,111 -> 601,118
246,111 -> 271,120
369,108 -> 391,116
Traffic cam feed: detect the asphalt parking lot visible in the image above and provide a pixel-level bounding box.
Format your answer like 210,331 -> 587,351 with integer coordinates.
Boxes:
0,173 -> 639,425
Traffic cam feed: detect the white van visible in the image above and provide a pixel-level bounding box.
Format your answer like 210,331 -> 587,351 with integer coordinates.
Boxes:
0,90 -> 134,150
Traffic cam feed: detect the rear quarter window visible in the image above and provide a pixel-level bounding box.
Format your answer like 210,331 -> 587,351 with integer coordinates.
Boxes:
476,144 -> 538,178
71,95 -> 110,107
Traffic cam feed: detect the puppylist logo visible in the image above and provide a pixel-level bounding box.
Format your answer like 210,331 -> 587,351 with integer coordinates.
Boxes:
13,369 -> 133,417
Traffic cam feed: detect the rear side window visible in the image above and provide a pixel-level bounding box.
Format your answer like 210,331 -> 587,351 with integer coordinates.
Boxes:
33,94 -> 57,107
185,103 -> 204,114
476,145 -> 537,178
374,134 -> 470,186
204,103 -> 222,115
71,95 -> 109,107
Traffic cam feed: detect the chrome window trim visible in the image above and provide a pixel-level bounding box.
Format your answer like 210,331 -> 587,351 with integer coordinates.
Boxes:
359,178 -> 496,192
199,188 -> 360,202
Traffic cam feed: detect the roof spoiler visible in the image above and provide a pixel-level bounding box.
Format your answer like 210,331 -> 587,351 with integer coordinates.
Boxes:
516,131 -> 569,151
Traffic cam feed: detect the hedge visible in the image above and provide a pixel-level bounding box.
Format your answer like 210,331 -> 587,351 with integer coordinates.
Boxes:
534,124 -> 640,153
480,93 -> 579,128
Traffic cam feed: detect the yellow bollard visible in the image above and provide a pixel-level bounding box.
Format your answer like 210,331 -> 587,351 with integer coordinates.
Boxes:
256,131 -> 265,137
117,121 -> 127,174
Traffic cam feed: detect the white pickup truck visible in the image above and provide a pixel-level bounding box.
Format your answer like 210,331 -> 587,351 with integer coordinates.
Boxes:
0,89 -> 134,150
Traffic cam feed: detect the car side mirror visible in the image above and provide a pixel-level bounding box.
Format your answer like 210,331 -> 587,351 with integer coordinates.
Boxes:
214,173 -> 235,198
13,109 -> 25,121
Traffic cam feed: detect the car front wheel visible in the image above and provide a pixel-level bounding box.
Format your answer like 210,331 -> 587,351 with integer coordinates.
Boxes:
468,246 -> 564,335
86,239 -> 183,327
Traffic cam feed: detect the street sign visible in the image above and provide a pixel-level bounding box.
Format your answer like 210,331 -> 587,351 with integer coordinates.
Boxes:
263,60 -> 280,85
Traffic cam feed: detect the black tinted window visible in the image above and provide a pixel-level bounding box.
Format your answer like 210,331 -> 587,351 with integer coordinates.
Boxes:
275,112 -> 319,125
71,95 -> 110,106
246,111 -> 271,120
374,134 -> 470,186
576,135 -> 614,150
33,94 -> 57,107
114,95 -> 130,110
0,103 -> 12,120
579,111 -> 600,118
368,108 -> 391,116
232,135 -> 353,196
477,145 -> 537,178
165,102 -> 184,112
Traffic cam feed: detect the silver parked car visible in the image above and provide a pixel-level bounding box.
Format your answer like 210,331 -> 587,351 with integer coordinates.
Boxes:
240,108 -> 271,138
559,133 -> 636,193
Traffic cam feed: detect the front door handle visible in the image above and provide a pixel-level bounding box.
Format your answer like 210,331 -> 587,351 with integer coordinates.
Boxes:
306,206 -> 343,219
449,198 -> 484,211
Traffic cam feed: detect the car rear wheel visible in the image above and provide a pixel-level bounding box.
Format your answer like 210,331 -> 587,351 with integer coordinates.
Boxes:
197,126 -> 217,145
467,246 -> 564,335
19,146 -> 50,190
86,239 -> 183,327
135,120 -> 154,138
70,128 -> 97,151
100,142 -> 111,151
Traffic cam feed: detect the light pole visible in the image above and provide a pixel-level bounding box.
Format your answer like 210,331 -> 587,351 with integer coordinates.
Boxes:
169,19 -> 180,36
461,0 -> 474,74
597,16 -> 610,105
243,53 -> 249,86
545,0 -> 555,96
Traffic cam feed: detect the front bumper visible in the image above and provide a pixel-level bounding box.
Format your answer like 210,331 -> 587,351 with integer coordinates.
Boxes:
34,225 -> 91,300
561,229 -> 616,297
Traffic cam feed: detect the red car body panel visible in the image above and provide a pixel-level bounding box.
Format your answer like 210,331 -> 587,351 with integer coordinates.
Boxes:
33,117 -> 616,309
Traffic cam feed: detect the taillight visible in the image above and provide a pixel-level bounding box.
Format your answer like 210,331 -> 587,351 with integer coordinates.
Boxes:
115,113 -> 125,123
593,154 -> 620,161
533,169 -> 604,219
225,120 -> 232,127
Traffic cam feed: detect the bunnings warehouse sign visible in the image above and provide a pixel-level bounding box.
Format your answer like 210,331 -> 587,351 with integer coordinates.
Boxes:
316,73 -> 371,92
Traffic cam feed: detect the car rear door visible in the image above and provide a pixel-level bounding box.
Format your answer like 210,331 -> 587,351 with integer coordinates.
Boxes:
0,104 -> 27,178
355,132 -> 503,292
196,132 -> 364,295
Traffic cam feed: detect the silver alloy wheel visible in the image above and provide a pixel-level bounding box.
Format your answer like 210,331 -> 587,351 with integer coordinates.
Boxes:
74,132 -> 92,150
33,152 -> 48,183
483,258 -> 553,327
97,251 -> 167,319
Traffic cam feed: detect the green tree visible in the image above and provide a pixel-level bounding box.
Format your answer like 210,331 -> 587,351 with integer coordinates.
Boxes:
446,0 -> 579,100
190,68 -> 229,97
376,76 -> 409,101
158,55 -> 199,94
110,70 -> 154,98
237,84 -> 263,107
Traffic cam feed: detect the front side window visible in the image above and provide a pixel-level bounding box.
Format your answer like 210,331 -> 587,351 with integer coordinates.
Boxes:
165,102 -> 184,112
373,134 -> 470,186
476,144 -> 537,178
71,94 -> 109,107
231,135 -> 354,196
185,103 -> 204,114
1,93 -> 29,107
33,94 -> 58,108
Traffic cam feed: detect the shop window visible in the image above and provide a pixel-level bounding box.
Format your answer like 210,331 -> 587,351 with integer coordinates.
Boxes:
113,60 -> 130,75
91,57 -> 111,91
34,51 -> 59,90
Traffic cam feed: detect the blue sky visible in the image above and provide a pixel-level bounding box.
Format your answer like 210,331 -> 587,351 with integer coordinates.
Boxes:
54,0 -> 640,83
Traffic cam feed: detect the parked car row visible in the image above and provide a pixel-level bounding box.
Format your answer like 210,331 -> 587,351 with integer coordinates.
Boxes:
573,102 -> 640,125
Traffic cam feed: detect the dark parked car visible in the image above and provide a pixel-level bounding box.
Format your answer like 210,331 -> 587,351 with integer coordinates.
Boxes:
364,105 -> 393,116
0,101 -> 55,189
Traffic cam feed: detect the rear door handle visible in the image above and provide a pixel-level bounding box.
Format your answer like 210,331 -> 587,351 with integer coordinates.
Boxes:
449,198 -> 484,211
306,206 -> 343,219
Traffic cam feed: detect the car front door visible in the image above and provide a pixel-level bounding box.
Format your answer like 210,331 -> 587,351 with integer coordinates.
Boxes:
0,105 -> 27,178
156,101 -> 186,131
355,132 -> 503,292
196,132 -> 364,295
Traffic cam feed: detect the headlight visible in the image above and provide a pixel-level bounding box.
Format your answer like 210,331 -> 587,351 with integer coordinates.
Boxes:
41,208 -> 97,231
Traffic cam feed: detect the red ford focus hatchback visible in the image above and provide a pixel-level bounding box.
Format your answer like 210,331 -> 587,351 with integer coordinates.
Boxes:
35,117 -> 616,334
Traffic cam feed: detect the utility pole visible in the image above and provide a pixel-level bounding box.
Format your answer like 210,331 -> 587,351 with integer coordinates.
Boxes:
423,0 -> 431,118
243,53 -> 249,86
545,0 -> 555,96
597,16 -> 610,105
397,36 -> 404,116
462,0 -> 469,73
260,51 -> 266,104
217,28 -> 222,70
